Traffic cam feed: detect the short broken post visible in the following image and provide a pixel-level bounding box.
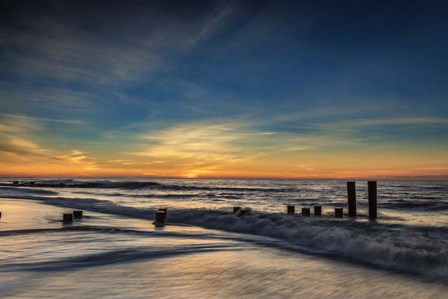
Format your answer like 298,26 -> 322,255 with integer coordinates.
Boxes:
287,205 -> 295,215
314,205 -> 322,216
368,181 -> 377,219
154,210 -> 166,227
63,213 -> 73,223
240,208 -> 249,216
73,210 -> 83,219
302,207 -> 310,217
347,181 -> 357,217
335,208 -> 343,218
158,208 -> 167,217
233,206 -> 241,214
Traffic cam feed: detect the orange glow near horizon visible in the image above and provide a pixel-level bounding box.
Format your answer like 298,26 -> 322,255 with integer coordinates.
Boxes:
1,149 -> 447,180
1,116 -> 447,180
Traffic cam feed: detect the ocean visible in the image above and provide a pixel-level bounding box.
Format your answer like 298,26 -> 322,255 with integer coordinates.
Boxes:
0,178 -> 447,298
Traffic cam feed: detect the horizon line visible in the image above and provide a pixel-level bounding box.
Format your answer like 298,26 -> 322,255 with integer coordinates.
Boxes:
1,175 -> 447,181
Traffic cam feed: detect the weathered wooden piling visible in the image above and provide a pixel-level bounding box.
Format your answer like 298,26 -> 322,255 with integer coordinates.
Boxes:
347,181 -> 357,217
63,213 -> 73,222
335,208 -> 343,218
368,181 -> 377,219
158,208 -> 167,217
73,210 -> 83,219
314,205 -> 322,216
154,210 -> 166,227
287,205 -> 295,214
302,207 -> 310,217
233,206 -> 242,213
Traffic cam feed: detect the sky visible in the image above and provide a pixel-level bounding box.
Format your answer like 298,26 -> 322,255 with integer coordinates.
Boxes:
0,0 -> 447,179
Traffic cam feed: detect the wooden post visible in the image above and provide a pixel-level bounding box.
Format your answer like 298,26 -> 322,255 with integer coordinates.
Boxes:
335,208 -> 343,218
158,208 -> 167,217
154,210 -> 166,227
347,181 -> 357,217
73,210 -> 83,219
233,207 -> 241,214
287,205 -> 295,214
314,205 -> 322,216
63,213 -> 73,222
302,207 -> 310,217
368,181 -> 377,219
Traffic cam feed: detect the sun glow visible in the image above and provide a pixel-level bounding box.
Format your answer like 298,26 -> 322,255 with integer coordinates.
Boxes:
0,115 -> 447,179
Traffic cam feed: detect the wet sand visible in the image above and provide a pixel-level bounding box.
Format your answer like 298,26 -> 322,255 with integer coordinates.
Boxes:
0,198 -> 447,298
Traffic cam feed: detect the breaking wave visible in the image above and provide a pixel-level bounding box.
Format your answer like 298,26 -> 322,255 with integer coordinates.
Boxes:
0,179 -> 298,192
1,191 -> 447,280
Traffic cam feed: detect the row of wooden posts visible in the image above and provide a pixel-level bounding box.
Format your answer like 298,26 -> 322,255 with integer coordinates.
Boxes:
127,181 -> 377,227
0,210 -> 83,223
350,180 -> 377,219
62,210 -> 83,222
233,181 -> 378,219
59,209 -> 168,226
54,181 -> 377,225
284,181 -> 378,219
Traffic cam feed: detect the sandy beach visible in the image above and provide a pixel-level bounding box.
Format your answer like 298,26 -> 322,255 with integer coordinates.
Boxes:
1,196 -> 447,298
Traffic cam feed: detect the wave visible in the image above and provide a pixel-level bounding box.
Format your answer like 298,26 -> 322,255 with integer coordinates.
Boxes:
71,190 -> 243,201
0,243 -> 242,273
1,193 -> 447,280
5,181 -> 163,189
382,201 -> 448,211
0,186 -> 58,196
3,182 -> 448,213
1,179 -> 299,193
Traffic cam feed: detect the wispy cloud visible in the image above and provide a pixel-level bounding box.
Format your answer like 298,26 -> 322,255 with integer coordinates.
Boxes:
123,118 -> 355,176
0,113 -> 86,127
1,1 -> 236,87
320,116 -> 448,130
0,113 -> 42,133
191,1 -> 237,48
132,121 -> 249,160
0,135 -> 47,160
2,21 -> 162,85
0,114 -> 47,159
0,114 -> 98,172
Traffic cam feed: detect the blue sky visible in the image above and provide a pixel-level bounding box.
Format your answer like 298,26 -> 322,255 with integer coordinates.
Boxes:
0,0 -> 447,178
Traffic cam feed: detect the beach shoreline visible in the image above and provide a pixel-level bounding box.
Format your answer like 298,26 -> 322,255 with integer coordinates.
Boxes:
1,197 -> 447,298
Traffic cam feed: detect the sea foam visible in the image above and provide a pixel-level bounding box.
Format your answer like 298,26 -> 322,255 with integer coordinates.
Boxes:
1,186 -> 447,280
